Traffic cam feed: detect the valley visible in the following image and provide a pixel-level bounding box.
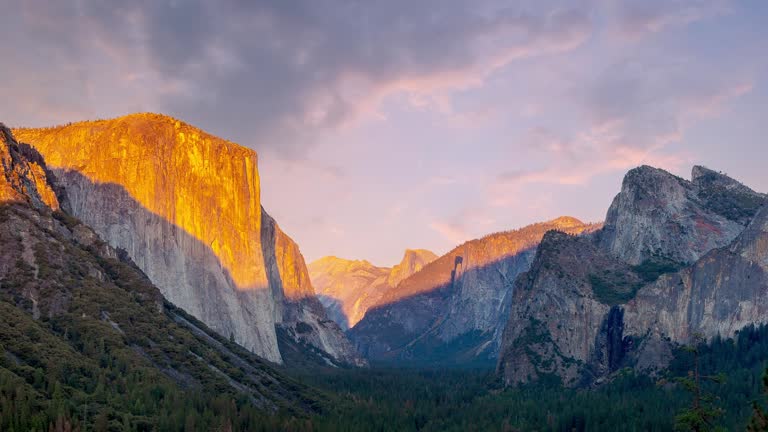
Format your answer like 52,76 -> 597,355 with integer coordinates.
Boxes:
1,116 -> 767,431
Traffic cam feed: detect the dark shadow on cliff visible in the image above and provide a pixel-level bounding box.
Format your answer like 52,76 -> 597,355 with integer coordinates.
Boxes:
0,200 -> 321,415
348,247 -> 538,368
348,221 -> 602,367
316,294 -> 350,330
28,165 -> 347,367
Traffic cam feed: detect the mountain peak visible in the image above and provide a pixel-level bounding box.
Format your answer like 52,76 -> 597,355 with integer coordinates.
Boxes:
548,216 -> 585,228
388,248 -> 438,288
14,112 -> 256,161
15,115 -> 364,367
691,165 -> 722,181
0,124 -> 60,210
691,165 -> 761,195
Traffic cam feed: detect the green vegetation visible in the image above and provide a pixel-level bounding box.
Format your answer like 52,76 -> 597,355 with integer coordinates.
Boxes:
748,368 -> 768,431
289,324 -> 768,431
589,254 -> 683,306
4,203 -> 768,431
589,272 -> 642,306
696,171 -> 766,223
0,204 -> 317,431
673,335 -> 726,431
633,256 -> 685,283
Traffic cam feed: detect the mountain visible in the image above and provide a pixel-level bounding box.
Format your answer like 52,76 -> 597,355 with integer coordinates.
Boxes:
13,113 -> 363,367
349,217 -> 601,366
387,249 -> 439,288
0,124 -> 317,429
308,249 -> 437,330
498,165 -> 767,386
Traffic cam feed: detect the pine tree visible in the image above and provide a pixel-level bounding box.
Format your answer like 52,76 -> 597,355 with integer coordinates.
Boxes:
674,335 -> 726,432
748,368 -> 768,431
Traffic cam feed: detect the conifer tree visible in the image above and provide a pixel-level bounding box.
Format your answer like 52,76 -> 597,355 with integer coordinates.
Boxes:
748,368 -> 768,432
674,335 -> 726,432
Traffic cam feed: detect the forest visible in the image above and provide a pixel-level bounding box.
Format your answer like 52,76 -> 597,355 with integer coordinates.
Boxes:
4,318 -> 768,431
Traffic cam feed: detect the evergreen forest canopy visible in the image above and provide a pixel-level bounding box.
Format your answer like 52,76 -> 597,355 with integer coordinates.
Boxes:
4,307 -> 768,431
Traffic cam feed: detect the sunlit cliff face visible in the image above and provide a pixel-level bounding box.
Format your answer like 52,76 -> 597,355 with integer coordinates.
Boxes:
377,216 -> 602,307
11,114 -> 362,365
0,125 -> 59,210
14,113 -> 267,290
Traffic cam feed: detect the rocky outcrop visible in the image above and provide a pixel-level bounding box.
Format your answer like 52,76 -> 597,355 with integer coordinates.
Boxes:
13,113 -> 362,366
598,165 -> 763,266
497,231 -> 644,386
624,205 -> 768,347
498,165 -> 766,386
350,217 -> 600,366
388,249 -> 438,288
309,249 -> 437,330
309,257 -> 390,330
0,124 -> 59,210
0,126 -> 319,412
262,211 -> 366,366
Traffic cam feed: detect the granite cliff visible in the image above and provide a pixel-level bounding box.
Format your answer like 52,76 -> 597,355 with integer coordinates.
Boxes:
1,126 -> 59,211
350,217 -> 600,366
13,113 -> 363,366
308,249 -> 437,330
0,124 -> 318,419
498,165 -> 767,386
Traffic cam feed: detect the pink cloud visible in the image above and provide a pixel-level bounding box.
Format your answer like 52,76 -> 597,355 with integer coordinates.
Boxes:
613,0 -> 732,40
429,221 -> 472,245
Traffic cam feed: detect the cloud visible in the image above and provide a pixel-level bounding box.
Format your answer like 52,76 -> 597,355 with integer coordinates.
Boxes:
429,221 -> 472,245
612,0 -> 732,40
0,0 -> 593,156
487,56 -> 751,208
429,206 -> 497,245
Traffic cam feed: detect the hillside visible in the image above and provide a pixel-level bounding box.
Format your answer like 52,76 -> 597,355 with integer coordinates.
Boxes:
309,249 -> 437,330
0,124 -> 318,430
498,165 -> 768,386
13,114 -> 363,367
350,217 -> 601,366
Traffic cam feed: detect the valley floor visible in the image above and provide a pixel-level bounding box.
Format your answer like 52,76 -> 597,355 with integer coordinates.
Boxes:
292,325 -> 768,432
4,318 -> 768,431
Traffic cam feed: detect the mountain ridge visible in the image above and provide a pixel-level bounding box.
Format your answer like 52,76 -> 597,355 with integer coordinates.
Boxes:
13,113 -> 364,367
309,249 -> 437,330
350,216 -> 601,366
0,124 -> 320,428
498,164 -> 767,386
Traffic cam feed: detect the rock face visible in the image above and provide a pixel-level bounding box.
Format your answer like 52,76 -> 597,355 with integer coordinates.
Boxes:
13,113 -> 362,366
350,217 -> 600,366
624,205 -> 768,348
388,249 -> 438,288
261,212 -> 364,365
0,124 -> 59,210
0,126 -> 319,412
498,165 -> 767,386
497,231 -> 644,386
308,249 -> 437,330
599,165 -> 762,266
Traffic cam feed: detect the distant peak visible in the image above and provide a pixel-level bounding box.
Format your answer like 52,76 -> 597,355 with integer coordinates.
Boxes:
13,112 -> 254,158
691,165 -> 718,180
691,165 -> 740,187
308,255 -> 376,270
402,248 -> 438,259
548,216 -> 584,228
624,165 -> 672,179
620,165 -> 688,192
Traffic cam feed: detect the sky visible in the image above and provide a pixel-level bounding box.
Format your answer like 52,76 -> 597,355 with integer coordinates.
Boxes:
1,0 -> 766,266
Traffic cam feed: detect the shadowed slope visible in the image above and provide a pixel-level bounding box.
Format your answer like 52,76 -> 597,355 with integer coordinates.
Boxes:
349,217 -> 600,366
0,126 -> 319,428
309,249 -> 437,330
498,165 -> 768,386
13,113 -> 361,366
